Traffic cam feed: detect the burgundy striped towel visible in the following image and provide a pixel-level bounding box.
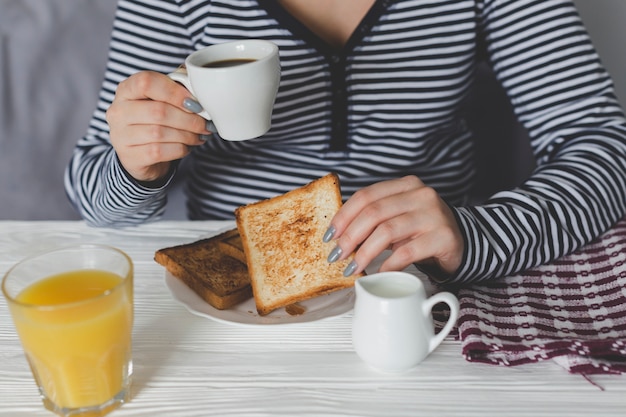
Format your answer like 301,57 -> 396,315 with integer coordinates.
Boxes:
458,218 -> 626,375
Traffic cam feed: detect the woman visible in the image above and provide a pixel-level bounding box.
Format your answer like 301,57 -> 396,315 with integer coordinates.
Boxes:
65,0 -> 626,284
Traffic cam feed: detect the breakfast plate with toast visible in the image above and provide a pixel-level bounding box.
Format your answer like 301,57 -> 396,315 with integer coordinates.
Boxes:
164,271 -> 355,326
156,174 -> 364,326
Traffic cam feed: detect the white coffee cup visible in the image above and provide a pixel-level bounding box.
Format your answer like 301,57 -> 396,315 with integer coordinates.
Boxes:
168,39 -> 280,141
352,271 -> 459,373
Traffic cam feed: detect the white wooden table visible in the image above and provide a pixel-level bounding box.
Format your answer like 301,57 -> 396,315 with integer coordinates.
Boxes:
1,221 -> 626,416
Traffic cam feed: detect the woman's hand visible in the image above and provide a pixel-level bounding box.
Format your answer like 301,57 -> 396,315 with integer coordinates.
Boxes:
326,175 -> 464,277
106,71 -> 212,183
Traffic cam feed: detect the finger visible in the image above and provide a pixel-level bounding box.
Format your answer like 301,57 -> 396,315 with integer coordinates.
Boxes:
331,175 -> 425,236
384,213 -> 463,276
115,71 -> 211,130
114,124 -> 206,150
351,209 -> 460,277
116,71 -> 193,109
336,185 -> 431,261
379,235 -> 439,272
108,99 -> 209,139
117,140 -> 194,181
381,224 -> 462,274
130,141 -> 194,167
346,211 -> 421,275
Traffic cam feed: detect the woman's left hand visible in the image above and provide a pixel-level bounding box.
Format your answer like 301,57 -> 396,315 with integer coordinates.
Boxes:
325,175 -> 464,277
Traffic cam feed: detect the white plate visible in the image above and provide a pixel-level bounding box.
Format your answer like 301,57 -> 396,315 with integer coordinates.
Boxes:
164,272 -> 355,327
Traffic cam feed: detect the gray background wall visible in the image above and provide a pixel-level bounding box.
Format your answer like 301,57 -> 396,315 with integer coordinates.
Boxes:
0,0 -> 624,220
574,0 -> 626,104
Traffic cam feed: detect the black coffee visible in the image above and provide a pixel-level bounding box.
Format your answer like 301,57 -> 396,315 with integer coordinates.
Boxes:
201,58 -> 256,68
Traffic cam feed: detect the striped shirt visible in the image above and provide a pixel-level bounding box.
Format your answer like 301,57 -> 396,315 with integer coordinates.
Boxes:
64,0 -> 626,284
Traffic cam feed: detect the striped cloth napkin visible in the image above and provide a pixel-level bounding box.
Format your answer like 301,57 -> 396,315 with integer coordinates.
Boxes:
457,217 -> 626,375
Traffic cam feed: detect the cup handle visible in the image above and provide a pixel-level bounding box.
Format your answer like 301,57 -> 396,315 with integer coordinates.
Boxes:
422,291 -> 460,354
167,67 -> 213,121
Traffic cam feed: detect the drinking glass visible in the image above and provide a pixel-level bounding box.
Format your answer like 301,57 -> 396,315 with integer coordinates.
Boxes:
2,245 -> 134,417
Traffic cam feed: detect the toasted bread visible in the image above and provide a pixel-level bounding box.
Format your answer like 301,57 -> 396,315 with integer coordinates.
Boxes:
235,173 -> 363,316
217,233 -> 247,264
154,229 -> 252,310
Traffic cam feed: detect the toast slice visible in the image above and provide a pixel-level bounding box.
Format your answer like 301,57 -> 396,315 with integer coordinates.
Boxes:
155,229 -> 252,310
235,173 -> 363,316
217,233 -> 247,264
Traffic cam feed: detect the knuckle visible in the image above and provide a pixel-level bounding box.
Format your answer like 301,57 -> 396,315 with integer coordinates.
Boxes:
116,77 -> 131,93
360,200 -> 384,221
131,71 -> 153,91
106,99 -> 125,122
401,174 -> 422,189
350,187 -> 373,206
418,185 -> 438,202
375,220 -> 396,241
148,102 -> 168,123
339,229 -> 359,249
402,174 -> 419,184
105,106 -> 116,123
144,142 -> 164,162
147,124 -> 166,141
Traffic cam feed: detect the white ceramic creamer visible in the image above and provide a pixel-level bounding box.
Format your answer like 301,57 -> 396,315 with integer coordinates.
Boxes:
352,271 -> 459,373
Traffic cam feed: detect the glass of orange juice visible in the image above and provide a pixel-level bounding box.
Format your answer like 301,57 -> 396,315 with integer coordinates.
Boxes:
2,245 -> 133,417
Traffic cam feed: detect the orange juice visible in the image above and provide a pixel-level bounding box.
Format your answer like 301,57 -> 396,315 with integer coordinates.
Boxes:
10,269 -> 133,410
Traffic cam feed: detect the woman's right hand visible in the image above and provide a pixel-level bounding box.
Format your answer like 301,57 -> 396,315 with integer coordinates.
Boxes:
106,71 -> 212,183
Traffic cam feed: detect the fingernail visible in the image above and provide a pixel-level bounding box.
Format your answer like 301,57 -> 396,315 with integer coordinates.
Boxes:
327,245 -> 343,263
183,98 -> 203,113
199,134 -> 211,141
343,260 -> 358,277
322,225 -> 336,243
205,120 -> 217,133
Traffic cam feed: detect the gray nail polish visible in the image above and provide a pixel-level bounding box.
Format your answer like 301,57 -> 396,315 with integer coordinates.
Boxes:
183,98 -> 203,113
343,260 -> 358,277
205,120 -> 217,133
323,225 -> 336,243
327,245 -> 343,263
199,134 -> 211,141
